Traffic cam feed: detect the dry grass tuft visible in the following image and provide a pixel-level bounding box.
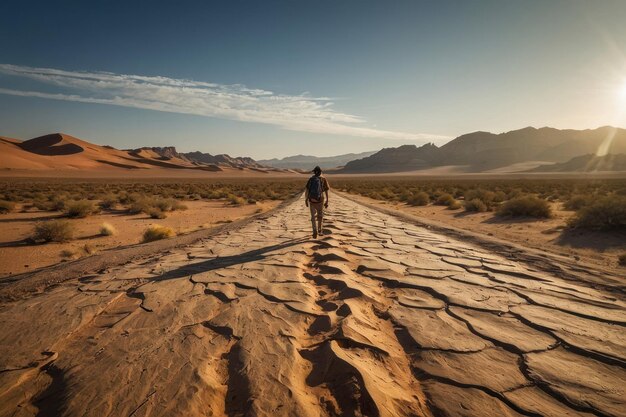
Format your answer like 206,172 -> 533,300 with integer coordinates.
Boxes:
99,223 -> 116,236
142,224 -> 175,242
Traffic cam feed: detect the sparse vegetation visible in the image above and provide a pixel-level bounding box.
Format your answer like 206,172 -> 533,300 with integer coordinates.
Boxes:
65,200 -> 99,218
407,191 -> 430,206
568,195 -> 626,230
464,198 -> 488,212
0,200 -> 16,213
33,220 -> 75,242
435,193 -> 455,206
563,194 -> 593,211
447,199 -> 462,210
142,224 -> 175,242
99,222 -> 116,236
149,208 -> 167,219
497,195 -> 552,218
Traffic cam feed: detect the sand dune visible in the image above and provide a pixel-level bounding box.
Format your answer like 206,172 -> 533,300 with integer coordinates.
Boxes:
0,133 -> 287,176
0,194 -> 623,416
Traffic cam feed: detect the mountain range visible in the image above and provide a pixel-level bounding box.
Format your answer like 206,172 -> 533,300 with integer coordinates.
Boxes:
258,151 -> 376,170
2,127 -> 626,176
339,126 -> 626,173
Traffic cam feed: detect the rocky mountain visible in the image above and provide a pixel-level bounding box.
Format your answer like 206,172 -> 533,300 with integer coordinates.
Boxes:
258,151 -> 376,170
339,126 -> 626,173
529,153 -> 626,172
339,144 -> 440,173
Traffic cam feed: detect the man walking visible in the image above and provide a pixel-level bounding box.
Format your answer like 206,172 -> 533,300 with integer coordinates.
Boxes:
305,166 -> 330,238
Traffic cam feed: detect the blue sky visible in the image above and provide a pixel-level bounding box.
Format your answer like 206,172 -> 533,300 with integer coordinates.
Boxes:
1,0 -> 626,159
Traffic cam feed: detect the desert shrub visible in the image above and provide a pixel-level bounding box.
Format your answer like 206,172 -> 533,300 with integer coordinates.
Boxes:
33,220 -> 75,242
52,198 -> 67,211
568,196 -> 626,230
149,208 -> 167,219
65,200 -> 98,218
619,253 -> 626,267
563,194 -> 593,211
493,191 -> 507,203
99,194 -> 118,209
0,200 -> 16,213
435,193 -> 455,206
448,200 -> 462,210
99,222 -> 116,236
465,198 -> 488,212
128,198 -> 152,214
464,189 -> 496,210
229,194 -> 246,206
142,224 -> 175,242
497,196 -> 552,218
407,192 -> 430,206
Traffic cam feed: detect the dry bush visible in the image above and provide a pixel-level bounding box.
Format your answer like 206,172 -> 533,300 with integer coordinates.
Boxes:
99,194 -> 118,209
0,200 -> 16,213
149,208 -> 167,219
407,192 -> 430,206
447,200 -> 462,210
66,200 -> 99,218
464,198 -> 488,212
568,196 -> 626,230
563,194 -> 593,211
99,223 -> 116,236
229,194 -> 246,206
464,189 -> 496,210
435,193 -> 455,206
497,196 -> 552,218
142,224 -> 175,242
33,220 -> 75,242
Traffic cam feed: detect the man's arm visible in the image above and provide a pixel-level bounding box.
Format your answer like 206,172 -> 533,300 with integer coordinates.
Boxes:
304,180 -> 310,206
324,178 -> 330,207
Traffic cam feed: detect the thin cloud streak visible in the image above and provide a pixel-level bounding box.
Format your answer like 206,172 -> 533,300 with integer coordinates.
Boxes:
0,64 -> 449,142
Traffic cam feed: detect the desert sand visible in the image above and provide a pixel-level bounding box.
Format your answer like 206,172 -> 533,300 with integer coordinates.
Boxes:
345,194 -> 626,271
0,193 -> 624,416
0,200 -> 279,278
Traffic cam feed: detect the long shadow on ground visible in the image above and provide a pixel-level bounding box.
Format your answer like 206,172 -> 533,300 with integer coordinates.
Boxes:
150,236 -> 309,283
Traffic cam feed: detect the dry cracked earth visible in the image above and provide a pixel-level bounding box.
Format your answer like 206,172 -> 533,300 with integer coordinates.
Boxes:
0,193 -> 625,417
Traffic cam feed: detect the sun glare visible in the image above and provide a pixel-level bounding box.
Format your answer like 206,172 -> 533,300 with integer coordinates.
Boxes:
619,78 -> 626,101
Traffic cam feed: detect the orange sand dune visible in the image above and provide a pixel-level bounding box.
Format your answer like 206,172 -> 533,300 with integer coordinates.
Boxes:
0,133 -> 290,177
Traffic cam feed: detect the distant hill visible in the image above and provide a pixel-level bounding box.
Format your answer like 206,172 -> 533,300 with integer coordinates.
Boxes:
529,153 -> 626,172
0,133 -> 282,174
132,147 -> 265,169
338,144 -> 440,173
339,126 -> 626,173
258,150 -> 376,170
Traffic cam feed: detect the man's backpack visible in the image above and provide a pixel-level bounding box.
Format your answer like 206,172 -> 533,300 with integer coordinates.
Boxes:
308,176 -> 323,202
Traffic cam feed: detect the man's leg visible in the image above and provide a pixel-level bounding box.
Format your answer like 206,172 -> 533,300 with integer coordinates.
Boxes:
309,203 -> 318,237
316,203 -> 324,235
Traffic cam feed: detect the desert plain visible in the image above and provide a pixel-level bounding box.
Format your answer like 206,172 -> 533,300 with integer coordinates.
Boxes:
0,172 -> 625,417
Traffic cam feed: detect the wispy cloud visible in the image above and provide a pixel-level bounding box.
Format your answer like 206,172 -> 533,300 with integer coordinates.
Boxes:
0,64 -> 448,142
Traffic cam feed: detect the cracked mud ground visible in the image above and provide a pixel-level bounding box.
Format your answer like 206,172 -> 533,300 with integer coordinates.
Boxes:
1,194 -> 624,417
